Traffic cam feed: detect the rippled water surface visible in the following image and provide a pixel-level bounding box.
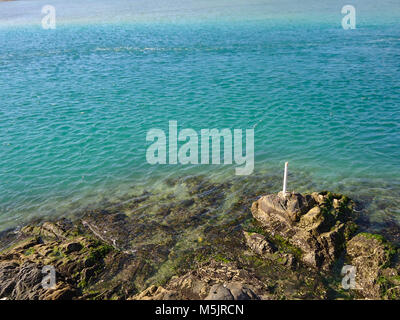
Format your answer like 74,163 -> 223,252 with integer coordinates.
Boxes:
0,0 -> 399,231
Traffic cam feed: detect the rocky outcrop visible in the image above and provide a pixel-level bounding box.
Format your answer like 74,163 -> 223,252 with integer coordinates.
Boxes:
243,231 -> 296,268
243,231 -> 276,255
205,283 -> 259,300
0,236 -> 77,300
0,220 -> 128,300
131,260 -> 269,300
0,188 -> 399,300
347,233 -> 400,299
251,192 -> 356,270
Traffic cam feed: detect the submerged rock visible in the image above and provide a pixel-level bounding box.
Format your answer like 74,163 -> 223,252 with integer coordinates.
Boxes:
251,192 -> 355,270
0,186 -> 399,300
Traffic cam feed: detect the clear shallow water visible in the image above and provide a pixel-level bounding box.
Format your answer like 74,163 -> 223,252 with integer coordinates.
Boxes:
0,0 -> 399,230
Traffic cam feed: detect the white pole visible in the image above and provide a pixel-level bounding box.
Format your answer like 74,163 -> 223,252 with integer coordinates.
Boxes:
282,162 -> 288,195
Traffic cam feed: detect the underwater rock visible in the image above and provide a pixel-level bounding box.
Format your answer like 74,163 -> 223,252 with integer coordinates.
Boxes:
251,192 -> 355,270
0,187 -> 399,300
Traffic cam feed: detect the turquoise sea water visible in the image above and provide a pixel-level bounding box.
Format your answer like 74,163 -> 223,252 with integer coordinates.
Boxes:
0,0 -> 399,231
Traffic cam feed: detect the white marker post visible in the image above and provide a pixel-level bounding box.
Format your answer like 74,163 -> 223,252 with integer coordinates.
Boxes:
282,162 -> 288,196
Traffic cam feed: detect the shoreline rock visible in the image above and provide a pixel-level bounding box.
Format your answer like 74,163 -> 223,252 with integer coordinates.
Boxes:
347,233 -> 400,299
0,191 -> 399,300
251,191 -> 356,270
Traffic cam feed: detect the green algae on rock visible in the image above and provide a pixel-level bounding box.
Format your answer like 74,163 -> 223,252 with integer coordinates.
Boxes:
251,192 -> 355,270
347,233 -> 400,299
0,188 -> 399,300
0,220 -> 133,300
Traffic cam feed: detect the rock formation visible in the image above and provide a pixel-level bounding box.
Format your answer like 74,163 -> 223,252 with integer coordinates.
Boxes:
347,233 -> 400,299
0,190 -> 399,300
251,191 -> 356,270
131,260 -> 267,300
